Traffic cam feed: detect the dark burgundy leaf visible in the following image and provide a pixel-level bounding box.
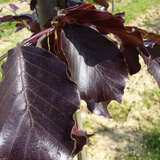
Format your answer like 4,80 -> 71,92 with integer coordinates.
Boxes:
63,6 -> 125,33
30,0 -> 37,10
127,26 -> 160,43
121,47 -> 141,75
115,12 -> 125,24
61,24 -> 128,117
62,4 -> 145,48
140,44 -> 160,87
15,23 -> 25,32
9,3 -> 19,12
71,125 -> 91,155
0,46 -> 87,160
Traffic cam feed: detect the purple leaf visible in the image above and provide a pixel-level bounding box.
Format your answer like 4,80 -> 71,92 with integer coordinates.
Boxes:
0,46 -> 87,159
9,3 -> 19,12
61,24 -> 128,117
140,44 -> 160,87
30,0 -> 37,10
86,100 -> 112,118
0,14 -> 40,33
121,47 -> 141,75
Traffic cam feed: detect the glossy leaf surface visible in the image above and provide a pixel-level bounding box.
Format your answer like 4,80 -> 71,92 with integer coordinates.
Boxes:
0,46 -> 85,160
62,4 -> 144,48
61,24 -> 128,117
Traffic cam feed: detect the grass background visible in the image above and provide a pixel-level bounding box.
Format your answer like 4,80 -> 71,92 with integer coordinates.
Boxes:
0,0 -> 18,2
1,0 -> 160,160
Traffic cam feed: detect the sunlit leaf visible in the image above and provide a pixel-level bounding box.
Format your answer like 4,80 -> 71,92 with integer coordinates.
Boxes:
0,46 -> 87,160
61,24 -> 128,117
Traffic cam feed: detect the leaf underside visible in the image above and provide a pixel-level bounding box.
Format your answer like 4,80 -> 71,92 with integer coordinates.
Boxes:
0,46 -> 86,160
61,24 -> 128,117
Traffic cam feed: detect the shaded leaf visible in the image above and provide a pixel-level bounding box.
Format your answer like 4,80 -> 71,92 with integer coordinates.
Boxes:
0,46 -> 86,160
63,5 -> 125,33
62,4 -> 145,48
121,47 -> 141,75
126,26 -> 160,43
61,5 -> 155,75
140,44 -> 160,87
30,0 -> 37,10
115,12 -> 125,24
71,125 -> 91,154
61,24 -> 128,117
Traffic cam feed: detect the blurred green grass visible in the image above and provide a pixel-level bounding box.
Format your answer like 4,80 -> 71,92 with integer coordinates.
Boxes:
0,22 -> 17,38
0,0 -> 18,2
1,1 -> 160,159
124,122 -> 160,160
115,0 -> 160,24
109,89 -> 160,122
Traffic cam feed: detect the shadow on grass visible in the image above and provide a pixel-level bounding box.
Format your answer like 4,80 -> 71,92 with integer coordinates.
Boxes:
90,121 -> 160,160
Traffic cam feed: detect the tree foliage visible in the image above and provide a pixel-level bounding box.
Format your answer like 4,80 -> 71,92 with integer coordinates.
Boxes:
0,0 -> 160,159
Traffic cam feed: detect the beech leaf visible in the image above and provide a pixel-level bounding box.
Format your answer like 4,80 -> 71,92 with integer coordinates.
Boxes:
140,44 -> 160,87
30,0 -> 37,10
0,46 -> 87,160
61,24 -> 128,117
121,47 -> 141,75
